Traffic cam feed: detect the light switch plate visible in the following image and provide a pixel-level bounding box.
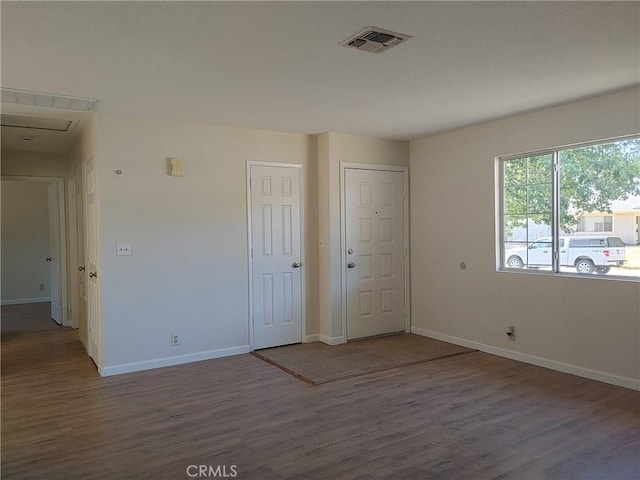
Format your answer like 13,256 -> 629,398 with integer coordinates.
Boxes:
116,242 -> 132,256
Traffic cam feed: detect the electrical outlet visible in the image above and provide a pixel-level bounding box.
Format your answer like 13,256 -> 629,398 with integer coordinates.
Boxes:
170,334 -> 180,346
506,325 -> 515,341
39,283 -> 45,291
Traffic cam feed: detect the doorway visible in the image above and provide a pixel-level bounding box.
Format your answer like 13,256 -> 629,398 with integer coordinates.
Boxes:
341,165 -> 409,340
247,162 -> 304,350
1,176 -> 68,326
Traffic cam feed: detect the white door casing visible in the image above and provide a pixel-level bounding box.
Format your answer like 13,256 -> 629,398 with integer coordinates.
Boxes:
84,156 -> 101,363
48,183 -> 63,325
249,163 -> 303,349
344,167 -> 407,340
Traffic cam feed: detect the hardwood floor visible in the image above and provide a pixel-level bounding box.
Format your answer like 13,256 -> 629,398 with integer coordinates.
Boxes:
2,304 -> 639,480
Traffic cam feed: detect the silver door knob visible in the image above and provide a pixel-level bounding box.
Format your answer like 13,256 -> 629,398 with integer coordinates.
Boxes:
79,266 -> 85,272
292,262 -> 301,268
89,272 -> 97,278
347,262 -> 356,268
46,257 -> 52,262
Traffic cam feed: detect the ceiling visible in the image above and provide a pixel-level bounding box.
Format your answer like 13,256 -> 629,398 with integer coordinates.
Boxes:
1,1 -> 638,151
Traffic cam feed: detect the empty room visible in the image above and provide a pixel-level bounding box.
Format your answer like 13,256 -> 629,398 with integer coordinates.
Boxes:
1,2 -> 639,479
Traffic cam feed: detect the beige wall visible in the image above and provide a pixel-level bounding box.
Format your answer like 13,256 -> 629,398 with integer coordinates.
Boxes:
317,133 -> 410,341
1,180 -> 51,303
95,112 -> 319,371
1,151 -> 72,178
410,87 -> 640,388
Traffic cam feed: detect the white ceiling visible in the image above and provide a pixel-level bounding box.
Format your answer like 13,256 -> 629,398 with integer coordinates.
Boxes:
1,1 -> 639,150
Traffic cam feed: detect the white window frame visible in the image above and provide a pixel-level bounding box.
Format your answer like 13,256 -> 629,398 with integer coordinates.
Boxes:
496,134 -> 639,282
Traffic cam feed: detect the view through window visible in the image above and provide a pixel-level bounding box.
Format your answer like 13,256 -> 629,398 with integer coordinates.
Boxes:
501,137 -> 640,279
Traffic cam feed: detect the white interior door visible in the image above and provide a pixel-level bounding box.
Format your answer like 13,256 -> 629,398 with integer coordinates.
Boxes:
76,167 -> 87,334
84,156 -> 100,361
345,168 -> 405,340
47,183 -> 63,325
250,164 -> 302,349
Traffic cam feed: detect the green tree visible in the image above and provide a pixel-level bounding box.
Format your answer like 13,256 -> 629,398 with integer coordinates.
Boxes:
504,139 -> 640,237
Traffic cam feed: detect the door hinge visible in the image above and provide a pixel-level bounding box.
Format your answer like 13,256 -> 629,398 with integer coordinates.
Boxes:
251,248 -> 253,258
252,316 -> 255,326
249,179 -> 252,188
403,248 -> 406,257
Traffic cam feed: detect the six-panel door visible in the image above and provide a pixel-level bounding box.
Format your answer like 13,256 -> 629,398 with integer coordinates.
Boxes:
251,165 -> 303,349
345,169 -> 405,340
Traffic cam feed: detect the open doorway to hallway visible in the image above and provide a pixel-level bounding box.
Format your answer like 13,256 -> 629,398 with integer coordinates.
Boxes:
1,177 -> 68,328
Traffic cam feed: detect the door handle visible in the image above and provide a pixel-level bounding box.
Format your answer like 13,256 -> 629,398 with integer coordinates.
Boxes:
347,262 -> 356,268
79,266 -> 86,272
89,272 -> 97,278
46,257 -> 52,262
292,262 -> 302,268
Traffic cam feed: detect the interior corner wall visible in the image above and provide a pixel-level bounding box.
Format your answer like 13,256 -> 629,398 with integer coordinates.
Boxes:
409,86 -> 640,388
316,132 -> 410,342
1,180 -> 51,304
94,112 -> 318,372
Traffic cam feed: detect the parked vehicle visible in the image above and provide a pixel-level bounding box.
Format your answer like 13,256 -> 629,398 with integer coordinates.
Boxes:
505,236 -> 626,274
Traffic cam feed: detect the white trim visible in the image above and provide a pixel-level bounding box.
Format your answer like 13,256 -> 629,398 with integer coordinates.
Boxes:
304,334 -> 320,343
66,178 -> 79,328
411,327 -> 640,391
340,163 -> 411,341
1,297 -> 51,306
99,345 -> 251,377
319,335 -> 345,346
1,175 -> 68,326
246,161 -> 306,351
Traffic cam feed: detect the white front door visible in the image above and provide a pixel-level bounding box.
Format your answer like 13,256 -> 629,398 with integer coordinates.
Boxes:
250,164 -> 303,349
345,168 -> 406,340
47,183 -> 63,325
84,156 -> 100,362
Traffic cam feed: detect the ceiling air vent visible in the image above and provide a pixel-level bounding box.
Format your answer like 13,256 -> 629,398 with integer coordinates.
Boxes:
341,26 -> 411,54
1,88 -> 97,111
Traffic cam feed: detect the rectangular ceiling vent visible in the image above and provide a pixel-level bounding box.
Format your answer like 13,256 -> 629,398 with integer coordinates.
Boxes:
1,88 -> 97,111
1,114 -> 74,132
340,26 -> 411,54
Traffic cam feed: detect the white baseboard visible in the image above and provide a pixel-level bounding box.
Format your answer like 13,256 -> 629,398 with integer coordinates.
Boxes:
411,326 -> 640,391
319,335 -> 345,346
304,334 -> 320,343
99,345 -> 250,377
1,296 -> 51,306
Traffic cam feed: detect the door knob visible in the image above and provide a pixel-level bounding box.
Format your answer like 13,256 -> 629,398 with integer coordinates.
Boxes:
46,257 -> 52,262
347,262 -> 356,268
292,262 -> 302,268
79,266 -> 85,272
89,272 -> 97,278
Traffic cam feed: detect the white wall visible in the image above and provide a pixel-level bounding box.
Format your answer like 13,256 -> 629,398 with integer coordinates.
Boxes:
410,87 -> 640,389
1,180 -> 51,304
317,133 -> 409,341
94,112 -> 318,372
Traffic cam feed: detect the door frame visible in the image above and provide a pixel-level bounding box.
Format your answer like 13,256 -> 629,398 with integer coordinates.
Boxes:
1,175 -> 69,326
340,162 -> 410,341
246,160 -> 306,350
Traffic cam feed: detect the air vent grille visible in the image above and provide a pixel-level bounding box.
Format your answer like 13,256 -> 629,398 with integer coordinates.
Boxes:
1,88 -> 97,111
341,26 -> 411,54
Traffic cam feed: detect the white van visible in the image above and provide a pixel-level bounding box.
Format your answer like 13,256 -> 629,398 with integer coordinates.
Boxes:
505,236 -> 626,274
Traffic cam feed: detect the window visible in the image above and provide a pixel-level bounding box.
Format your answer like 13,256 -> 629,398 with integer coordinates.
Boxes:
576,215 -> 613,232
500,137 -> 640,279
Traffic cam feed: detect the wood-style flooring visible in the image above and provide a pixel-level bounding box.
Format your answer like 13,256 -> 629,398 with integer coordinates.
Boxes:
2,303 -> 639,480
